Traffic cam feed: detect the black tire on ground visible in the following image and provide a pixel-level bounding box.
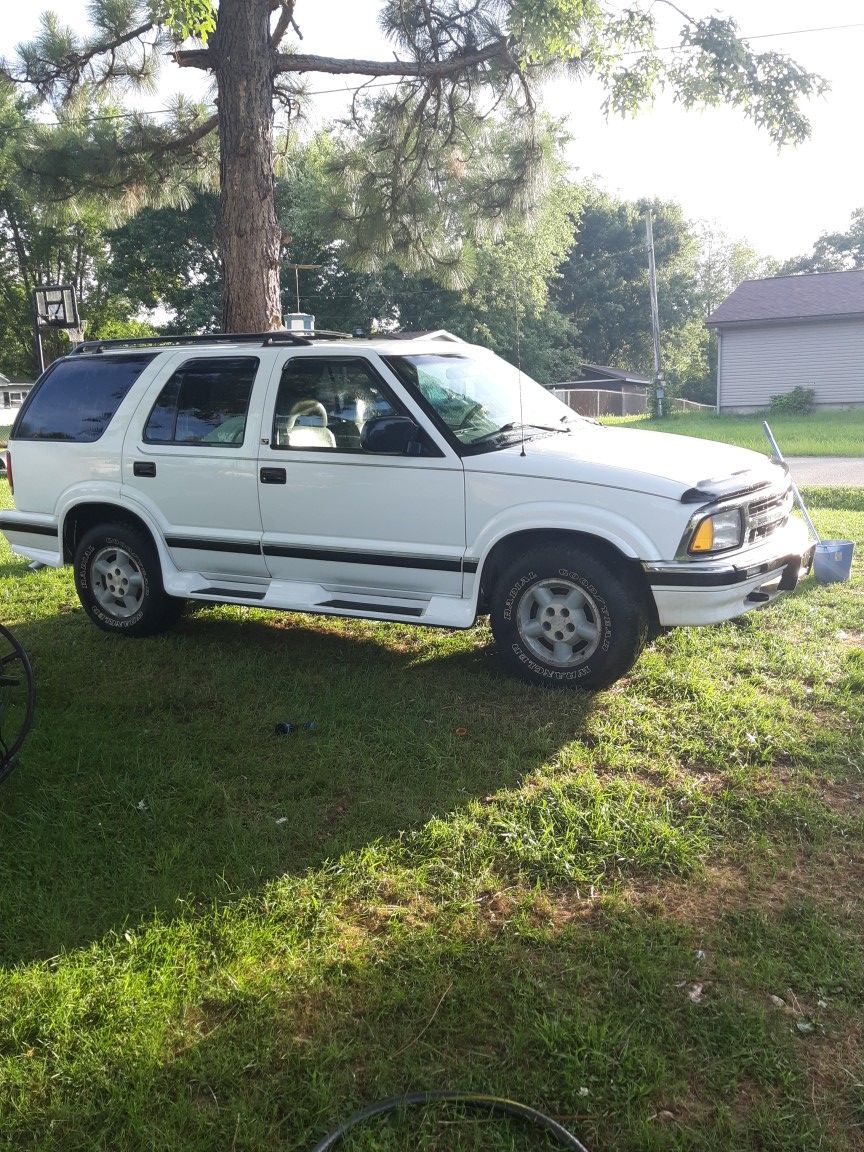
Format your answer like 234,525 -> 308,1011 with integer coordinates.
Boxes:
73,522 -> 183,637
489,543 -> 650,690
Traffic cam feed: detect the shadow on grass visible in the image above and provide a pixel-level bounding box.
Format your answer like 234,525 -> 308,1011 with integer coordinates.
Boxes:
6,893 -> 853,1151
0,607 -> 594,964
0,557 -> 39,580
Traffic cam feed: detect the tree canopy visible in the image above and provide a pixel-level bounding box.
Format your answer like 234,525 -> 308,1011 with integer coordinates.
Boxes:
779,208 -> 864,275
0,0 -> 826,331
0,86 -> 157,376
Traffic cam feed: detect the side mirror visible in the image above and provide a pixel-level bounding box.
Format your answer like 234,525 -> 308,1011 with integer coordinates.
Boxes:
360,415 -> 421,455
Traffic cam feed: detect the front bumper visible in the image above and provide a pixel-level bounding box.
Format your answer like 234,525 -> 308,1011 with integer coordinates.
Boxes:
644,517 -> 814,626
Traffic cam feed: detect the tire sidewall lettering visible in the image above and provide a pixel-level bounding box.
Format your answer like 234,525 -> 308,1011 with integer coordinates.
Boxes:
78,535 -> 151,631
556,566 -> 613,653
510,640 -> 593,681
502,569 -> 537,621
493,550 -> 639,687
510,565 -> 614,665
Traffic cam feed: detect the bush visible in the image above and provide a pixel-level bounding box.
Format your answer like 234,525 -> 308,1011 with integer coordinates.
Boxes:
768,386 -> 816,416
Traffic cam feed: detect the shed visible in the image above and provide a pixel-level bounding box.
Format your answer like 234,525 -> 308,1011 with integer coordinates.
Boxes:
707,269 -> 864,413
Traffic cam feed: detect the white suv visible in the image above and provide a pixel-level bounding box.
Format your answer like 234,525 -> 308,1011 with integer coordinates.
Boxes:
0,331 -> 813,689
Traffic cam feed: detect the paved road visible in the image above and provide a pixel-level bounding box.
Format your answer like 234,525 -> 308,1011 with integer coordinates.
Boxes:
785,457 -> 864,488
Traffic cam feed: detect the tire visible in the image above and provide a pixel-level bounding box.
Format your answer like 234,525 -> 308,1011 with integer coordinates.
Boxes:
73,522 -> 183,637
489,544 -> 649,690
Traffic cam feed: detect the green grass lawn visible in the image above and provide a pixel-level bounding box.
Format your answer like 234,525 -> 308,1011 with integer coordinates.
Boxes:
1,484 -> 863,1150
603,409 -> 864,457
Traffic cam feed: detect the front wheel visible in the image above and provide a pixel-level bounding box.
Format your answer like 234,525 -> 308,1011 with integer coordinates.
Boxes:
489,544 -> 650,690
74,522 -> 183,637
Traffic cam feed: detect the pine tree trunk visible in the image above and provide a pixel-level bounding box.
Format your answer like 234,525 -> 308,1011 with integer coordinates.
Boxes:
212,0 -> 282,332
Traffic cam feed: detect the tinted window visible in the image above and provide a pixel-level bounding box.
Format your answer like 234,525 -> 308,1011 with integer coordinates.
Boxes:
143,357 -> 258,446
14,355 -> 155,442
273,357 -> 401,451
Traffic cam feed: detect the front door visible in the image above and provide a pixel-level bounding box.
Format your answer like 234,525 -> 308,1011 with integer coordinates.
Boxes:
257,353 -> 466,596
123,352 -> 269,578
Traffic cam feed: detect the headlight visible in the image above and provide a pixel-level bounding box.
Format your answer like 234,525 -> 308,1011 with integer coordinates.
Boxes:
688,508 -> 744,554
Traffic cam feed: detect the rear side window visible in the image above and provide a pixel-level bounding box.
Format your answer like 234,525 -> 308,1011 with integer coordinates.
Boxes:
13,354 -> 156,443
143,357 -> 258,446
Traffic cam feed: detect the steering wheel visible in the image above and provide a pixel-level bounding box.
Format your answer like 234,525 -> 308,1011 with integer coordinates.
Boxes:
454,402 -> 485,430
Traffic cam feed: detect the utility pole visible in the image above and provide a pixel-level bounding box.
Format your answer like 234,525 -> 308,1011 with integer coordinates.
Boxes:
645,211 -> 665,418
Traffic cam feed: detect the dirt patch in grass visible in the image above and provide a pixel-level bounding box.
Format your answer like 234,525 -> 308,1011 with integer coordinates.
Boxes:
625,837 -> 864,931
626,861 -> 749,925
817,780 -> 864,817
784,845 -> 864,928
804,1025 -> 862,1117
834,629 -> 864,649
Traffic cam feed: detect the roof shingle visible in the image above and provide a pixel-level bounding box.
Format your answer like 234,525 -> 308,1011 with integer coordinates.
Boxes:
707,268 -> 864,326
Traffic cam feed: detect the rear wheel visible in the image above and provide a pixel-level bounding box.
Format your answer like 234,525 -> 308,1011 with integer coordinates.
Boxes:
489,544 -> 649,689
74,522 -> 183,637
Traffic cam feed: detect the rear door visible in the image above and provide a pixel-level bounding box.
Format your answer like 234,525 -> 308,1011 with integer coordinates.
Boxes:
123,352 -> 270,578
257,352 -> 466,596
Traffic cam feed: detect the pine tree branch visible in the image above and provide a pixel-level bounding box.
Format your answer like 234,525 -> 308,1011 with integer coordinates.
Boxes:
174,49 -> 211,70
14,112 -> 219,208
175,39 -> 508,77
11,21 -> 156,91
123,113 -> 219,157
276,42 -> 507,76
271,1 -> 298,48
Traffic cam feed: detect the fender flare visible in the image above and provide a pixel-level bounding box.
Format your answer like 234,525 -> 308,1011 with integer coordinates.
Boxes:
57,486 -> 176,575
467,502 -> 662,613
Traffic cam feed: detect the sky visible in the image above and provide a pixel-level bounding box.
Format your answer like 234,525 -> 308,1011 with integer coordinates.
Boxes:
2,0 -> 863,261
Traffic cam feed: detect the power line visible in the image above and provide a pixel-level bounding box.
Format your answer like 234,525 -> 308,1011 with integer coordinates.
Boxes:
731,20 -> 864,42
2,103 -> 212,134
648,19 -> 864,54
302,20 -> 864,87
4,17 -> 862,132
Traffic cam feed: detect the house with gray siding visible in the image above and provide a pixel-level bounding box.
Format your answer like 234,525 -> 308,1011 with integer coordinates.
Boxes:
707,269 -> 864,413
0,373 -> 33,417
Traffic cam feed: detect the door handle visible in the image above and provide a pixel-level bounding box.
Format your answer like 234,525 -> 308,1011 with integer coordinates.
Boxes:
133,461 -> 156,477
260,467 -> 286,484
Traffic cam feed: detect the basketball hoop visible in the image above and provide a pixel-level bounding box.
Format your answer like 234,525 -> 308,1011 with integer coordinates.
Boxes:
32,284 -> 81,373
33,285 -> 80,329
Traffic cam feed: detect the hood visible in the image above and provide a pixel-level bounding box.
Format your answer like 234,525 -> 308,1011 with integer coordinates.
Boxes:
464,424 -> 785,501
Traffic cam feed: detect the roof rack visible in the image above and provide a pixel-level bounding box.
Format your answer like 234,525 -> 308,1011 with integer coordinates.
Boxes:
70,329 -> 352,355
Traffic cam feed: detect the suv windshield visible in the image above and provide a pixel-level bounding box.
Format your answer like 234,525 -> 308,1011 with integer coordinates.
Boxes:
383,351 -> 581,450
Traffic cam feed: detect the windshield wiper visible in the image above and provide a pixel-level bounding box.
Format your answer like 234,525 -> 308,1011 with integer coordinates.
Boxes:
469,422 -> 571,446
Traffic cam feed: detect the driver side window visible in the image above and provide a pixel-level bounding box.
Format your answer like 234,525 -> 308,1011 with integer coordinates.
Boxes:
272,357 -> 401,452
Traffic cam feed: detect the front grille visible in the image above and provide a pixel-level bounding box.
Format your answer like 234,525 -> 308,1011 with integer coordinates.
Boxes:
745,486 -> 793,545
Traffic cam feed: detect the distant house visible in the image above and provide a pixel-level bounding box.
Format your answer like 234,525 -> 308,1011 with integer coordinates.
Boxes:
0,373 -> 33,416
558,363 -> 650,396
551,364 -> 649,418
707,269 -> 864,413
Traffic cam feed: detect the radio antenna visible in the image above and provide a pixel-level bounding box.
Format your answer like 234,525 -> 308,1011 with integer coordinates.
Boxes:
516,300 -> 526,457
